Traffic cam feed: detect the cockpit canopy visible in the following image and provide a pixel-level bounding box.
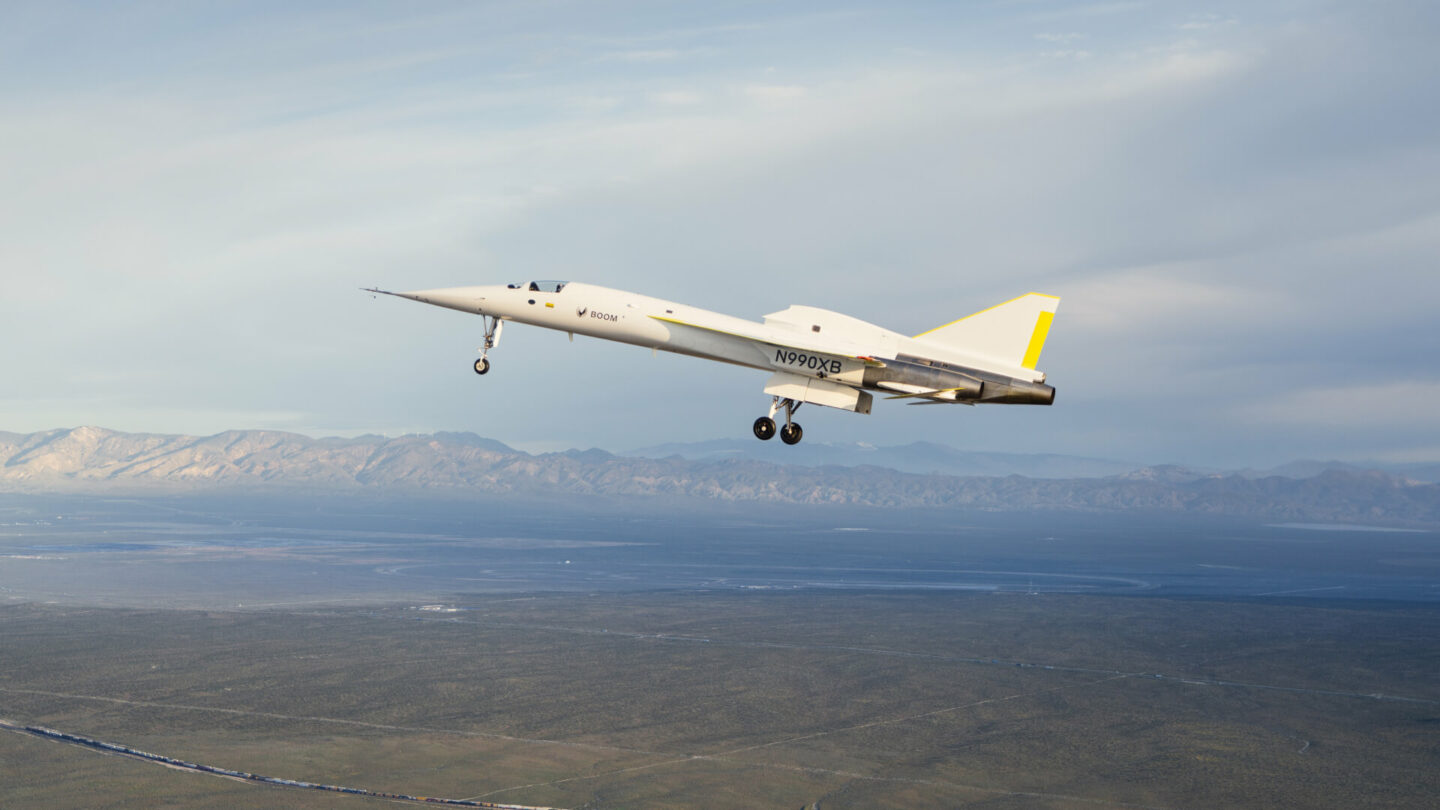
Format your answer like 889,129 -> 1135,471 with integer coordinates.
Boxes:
508,280 -> 568,293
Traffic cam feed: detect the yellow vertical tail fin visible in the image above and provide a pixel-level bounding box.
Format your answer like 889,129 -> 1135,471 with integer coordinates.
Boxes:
913,293 -> 1060,370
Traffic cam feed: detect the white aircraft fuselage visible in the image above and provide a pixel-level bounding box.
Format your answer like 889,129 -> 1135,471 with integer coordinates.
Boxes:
368,280 -> 1058,444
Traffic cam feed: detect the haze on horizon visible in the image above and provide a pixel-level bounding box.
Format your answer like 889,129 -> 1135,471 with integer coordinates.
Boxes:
3,1 -> 1438,468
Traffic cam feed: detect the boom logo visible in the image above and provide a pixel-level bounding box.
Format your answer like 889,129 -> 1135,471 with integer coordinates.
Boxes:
576,307 -> 587,317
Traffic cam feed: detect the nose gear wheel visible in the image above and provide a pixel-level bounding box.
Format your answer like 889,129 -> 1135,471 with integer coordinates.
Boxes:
472,316 -> 501,375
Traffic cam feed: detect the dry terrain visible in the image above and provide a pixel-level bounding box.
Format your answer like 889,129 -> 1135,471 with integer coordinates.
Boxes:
2,592 -> 1437,808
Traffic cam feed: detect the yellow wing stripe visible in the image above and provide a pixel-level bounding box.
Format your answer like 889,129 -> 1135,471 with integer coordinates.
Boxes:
911,292 -> 1059,340
1021,310 -> 1054,370
649,315 -> 867,360
649,315 -> 749,341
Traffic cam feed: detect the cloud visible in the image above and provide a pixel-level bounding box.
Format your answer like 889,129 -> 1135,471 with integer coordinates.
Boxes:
741,84 -> 808,103
568,95 -> 624,113
1179,14 -> 1238,31
3,2 -> 1438,467
649,90 -> 702,105
1234,381 -> 1440,431
1058,268 -> 1263,337
1024,2 -> 1146,23
601,48 -> 684,62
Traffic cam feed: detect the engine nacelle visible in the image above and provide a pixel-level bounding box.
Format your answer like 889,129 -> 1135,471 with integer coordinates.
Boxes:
863,357 -> 1055,405
977,378 -> 1055,405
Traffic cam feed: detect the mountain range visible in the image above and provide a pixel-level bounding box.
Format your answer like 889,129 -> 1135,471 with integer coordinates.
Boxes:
621,438 -> 1138,478
1,427 -> 1437,525
624,438 -> 1440,483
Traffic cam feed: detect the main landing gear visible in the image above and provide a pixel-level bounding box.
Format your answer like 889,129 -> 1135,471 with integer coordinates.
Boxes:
753,397 -> 803,445
472,316 -> 502,376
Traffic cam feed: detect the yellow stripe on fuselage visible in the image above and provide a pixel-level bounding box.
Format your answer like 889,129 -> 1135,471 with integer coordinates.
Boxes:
1021,311 -> 1054,369
649,314 -> 866,360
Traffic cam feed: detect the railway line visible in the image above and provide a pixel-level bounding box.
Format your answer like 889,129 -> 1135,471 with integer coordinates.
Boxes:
0,719 -> 563,809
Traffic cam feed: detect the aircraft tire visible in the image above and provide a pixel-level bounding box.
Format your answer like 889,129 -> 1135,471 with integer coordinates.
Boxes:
780,423 -> 803,445
473,357 -> 491,375
753,417 -> 777,441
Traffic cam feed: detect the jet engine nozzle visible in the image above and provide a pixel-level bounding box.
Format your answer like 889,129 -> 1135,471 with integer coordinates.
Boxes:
979,379 -> 1055,405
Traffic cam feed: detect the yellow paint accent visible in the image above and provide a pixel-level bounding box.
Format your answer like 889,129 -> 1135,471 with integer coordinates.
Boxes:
912,292 -> 1060,339
545,302 -> 554,308
883,386 -> 971,400
1021,310 -> 1054,369
649,315 -> 754,341
649,315 -> 863,360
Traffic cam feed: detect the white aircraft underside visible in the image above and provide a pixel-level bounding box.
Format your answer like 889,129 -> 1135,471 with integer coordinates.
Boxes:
366,280 -> 1059,445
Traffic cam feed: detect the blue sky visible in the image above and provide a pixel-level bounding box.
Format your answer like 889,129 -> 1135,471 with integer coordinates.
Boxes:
2,1 -> 1438,467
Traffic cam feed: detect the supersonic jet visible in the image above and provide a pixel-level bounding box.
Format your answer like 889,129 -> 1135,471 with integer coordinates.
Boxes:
366,281 -> 1059,445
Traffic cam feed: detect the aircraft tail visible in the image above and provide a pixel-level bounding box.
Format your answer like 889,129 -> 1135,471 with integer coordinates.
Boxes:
913,293 -> 1059,370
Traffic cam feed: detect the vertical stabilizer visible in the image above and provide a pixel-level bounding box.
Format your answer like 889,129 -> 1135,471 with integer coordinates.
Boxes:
913,293 -> 1060,370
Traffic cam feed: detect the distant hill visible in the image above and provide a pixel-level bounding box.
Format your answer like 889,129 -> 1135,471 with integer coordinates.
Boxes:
1241,459 -> 1440,484
1,427 -> 1437,526
623,438 -> 1139,479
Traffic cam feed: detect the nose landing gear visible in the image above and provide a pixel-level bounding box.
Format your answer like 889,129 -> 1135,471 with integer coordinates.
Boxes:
754,397 -> 803,444
472,316 -> 502,376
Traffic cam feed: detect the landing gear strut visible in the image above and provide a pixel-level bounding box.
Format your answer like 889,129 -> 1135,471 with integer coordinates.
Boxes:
473,316 -> 502,375
780,421 -> 803,445
754,397 -> 803,444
